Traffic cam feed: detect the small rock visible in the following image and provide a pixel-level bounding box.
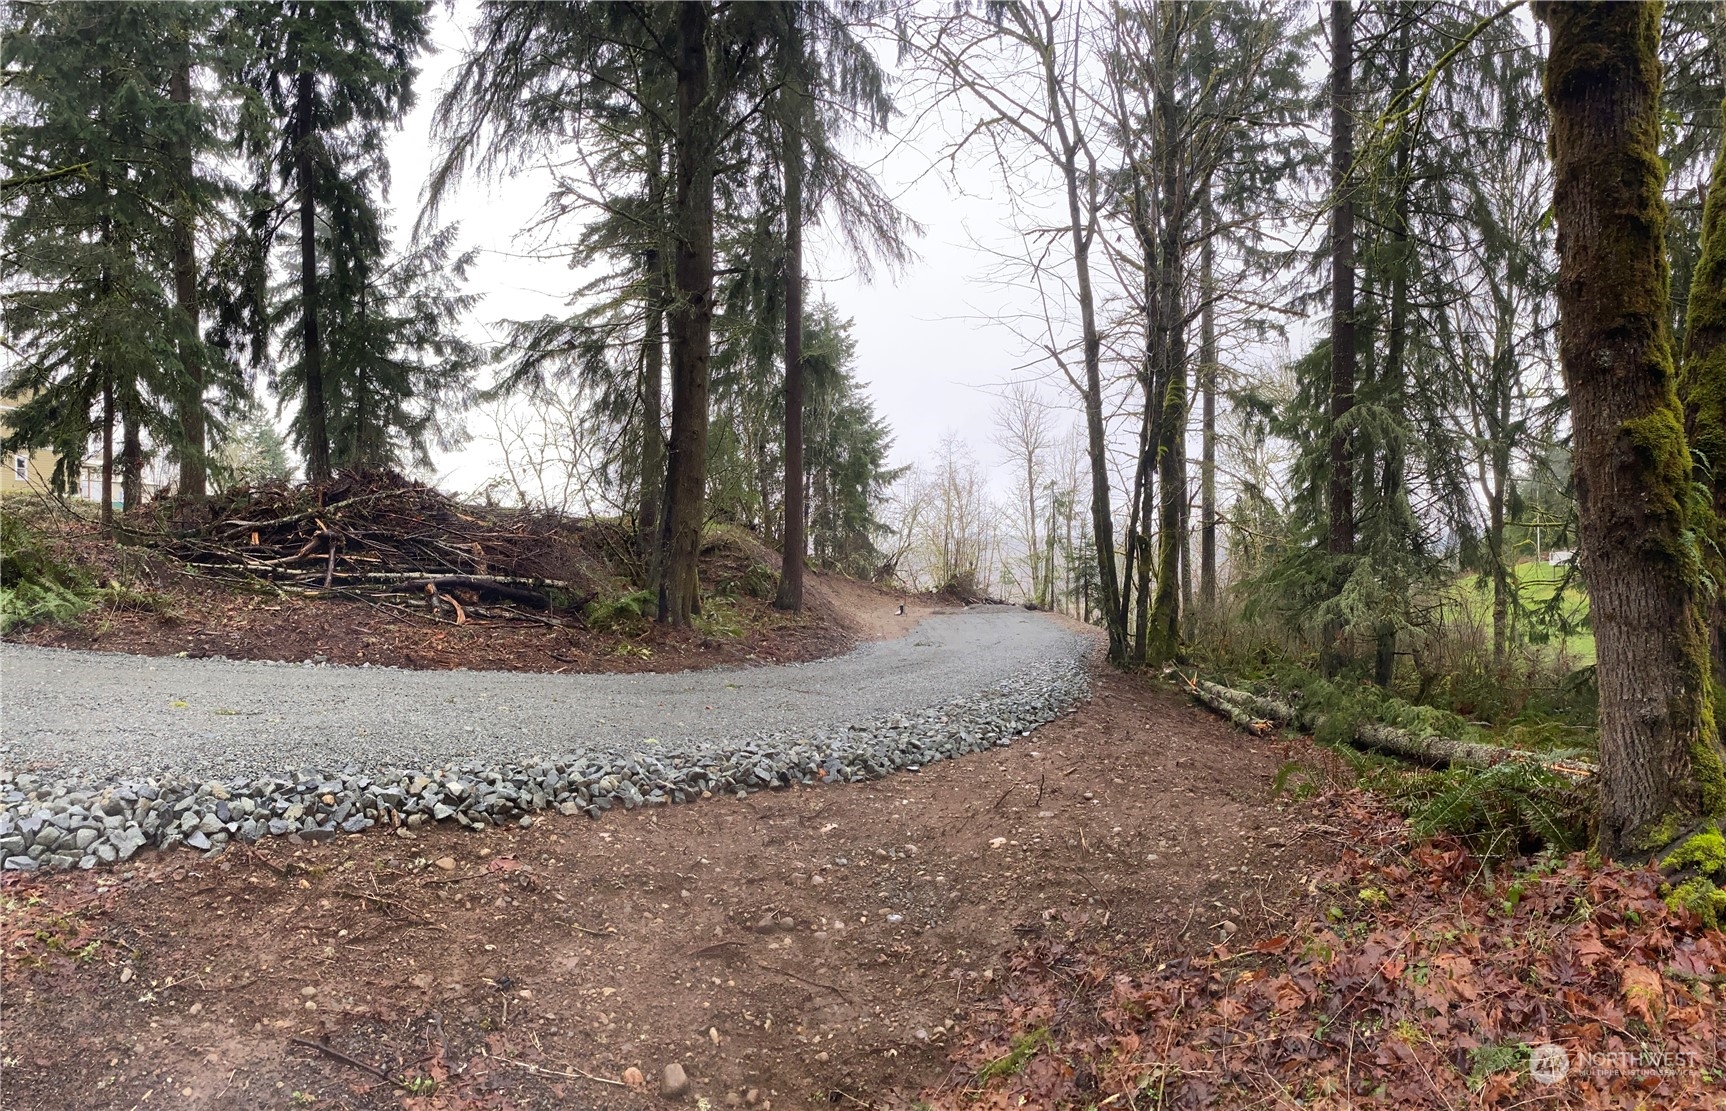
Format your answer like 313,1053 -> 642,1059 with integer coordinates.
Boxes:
709,1026 -> 722,1046
622,1066 -> 645,1090
433,856 -> 456,871
661,1062 -> 690,1098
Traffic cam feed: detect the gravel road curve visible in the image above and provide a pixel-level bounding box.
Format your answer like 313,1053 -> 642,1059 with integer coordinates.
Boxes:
2,606 -> 1088,782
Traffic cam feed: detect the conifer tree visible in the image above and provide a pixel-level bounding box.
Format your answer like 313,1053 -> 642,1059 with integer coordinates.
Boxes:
235,0 -> 431,483
1,1 -> 216,517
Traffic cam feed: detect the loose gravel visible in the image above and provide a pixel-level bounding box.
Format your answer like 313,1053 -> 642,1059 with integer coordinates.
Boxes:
0,608 -> 1094,870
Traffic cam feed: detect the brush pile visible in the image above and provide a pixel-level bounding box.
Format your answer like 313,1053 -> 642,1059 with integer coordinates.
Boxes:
140,472 -> 615,623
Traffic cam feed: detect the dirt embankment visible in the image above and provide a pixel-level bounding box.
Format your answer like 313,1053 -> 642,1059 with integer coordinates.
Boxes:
0,669 -> 1342,1110
4,487 -> 944,674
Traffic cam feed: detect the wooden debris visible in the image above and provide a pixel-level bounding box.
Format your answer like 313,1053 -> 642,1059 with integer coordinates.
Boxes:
131,472 -> 603,624
1186,675 -> 1598,781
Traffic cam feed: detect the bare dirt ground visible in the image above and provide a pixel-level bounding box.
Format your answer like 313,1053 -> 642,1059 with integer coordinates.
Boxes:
0,668 -> 1342,1111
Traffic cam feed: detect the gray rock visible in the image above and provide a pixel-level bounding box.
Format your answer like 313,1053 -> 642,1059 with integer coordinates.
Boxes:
661,1063 -> 690,1098
111,828 -> 146,861
184,830 -> 212,851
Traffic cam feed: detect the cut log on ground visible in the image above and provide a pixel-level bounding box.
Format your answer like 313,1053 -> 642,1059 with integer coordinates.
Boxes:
1186,676 -> 1598,782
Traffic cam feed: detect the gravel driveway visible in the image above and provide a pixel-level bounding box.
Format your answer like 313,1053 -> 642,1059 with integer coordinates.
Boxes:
2,606 -> 1089,782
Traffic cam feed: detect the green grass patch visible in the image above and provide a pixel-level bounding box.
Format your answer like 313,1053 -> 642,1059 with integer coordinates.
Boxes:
1457,559 -> 1594,663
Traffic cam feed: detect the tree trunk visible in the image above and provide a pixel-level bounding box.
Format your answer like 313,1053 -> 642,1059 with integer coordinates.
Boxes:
775,108 -> 806,612
97,170 -> 114,526
296,70 -> 331,485
1323,0 -> 1357,677
1375,17 -> 1413,688
640,246 -> 665,564
1130,365 -> 1157,664
100,379 -> 114,525
1489,406 -> 1511,672
1540,0 -> 1725,856
658,0 -> 715,626
1045,25 -> 1126,662
120,402 -> 142,512
638,121 -> 668,571
1199,184 -> 1217,618
1679,99 -> 1726,695
1145,32 -> 1185,666
170,55 -> 205,505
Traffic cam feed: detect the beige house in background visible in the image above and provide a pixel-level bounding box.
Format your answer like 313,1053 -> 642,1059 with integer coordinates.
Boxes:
0,394 -> 103,501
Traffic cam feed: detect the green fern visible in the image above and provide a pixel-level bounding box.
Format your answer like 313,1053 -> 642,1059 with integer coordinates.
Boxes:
0,511 -> 93,632
583,588 -> 657,631
1401,762 -> 1588,854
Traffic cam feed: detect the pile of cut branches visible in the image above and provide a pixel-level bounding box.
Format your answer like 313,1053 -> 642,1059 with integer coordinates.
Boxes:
135,472 -> 613,625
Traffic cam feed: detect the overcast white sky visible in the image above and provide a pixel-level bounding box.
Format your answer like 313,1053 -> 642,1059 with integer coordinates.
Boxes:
385,3 -> 1115,497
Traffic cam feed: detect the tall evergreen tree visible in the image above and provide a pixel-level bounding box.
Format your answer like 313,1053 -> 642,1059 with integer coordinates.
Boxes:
431,1 -> 782,625
236,0 -> 430,483
1,1 -> 222,517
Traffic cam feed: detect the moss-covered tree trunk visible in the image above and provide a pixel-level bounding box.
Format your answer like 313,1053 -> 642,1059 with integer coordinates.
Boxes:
1145,16 -> 1186,667
1680,102 -> 1726,695
1540,0 -> 1725,856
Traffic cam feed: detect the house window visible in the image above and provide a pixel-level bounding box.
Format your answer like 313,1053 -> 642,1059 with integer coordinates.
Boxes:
12,454 -> 25,482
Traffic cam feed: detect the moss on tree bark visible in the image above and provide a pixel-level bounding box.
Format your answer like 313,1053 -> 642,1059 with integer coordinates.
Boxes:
1680,100 -> 1726,696
1538,0 -> 1726,856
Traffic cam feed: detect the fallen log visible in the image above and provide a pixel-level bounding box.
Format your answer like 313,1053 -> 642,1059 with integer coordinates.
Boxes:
1352,721 -> 1594,780
1186,680 -> 1278,735
1197,680 -> 1302,730
1188,678 -> 1597,781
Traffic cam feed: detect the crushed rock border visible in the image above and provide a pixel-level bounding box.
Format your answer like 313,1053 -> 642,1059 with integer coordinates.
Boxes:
0,657 -> 1091,872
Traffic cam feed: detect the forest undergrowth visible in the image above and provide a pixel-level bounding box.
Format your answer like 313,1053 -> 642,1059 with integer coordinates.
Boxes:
932,790 -> 1724,1110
